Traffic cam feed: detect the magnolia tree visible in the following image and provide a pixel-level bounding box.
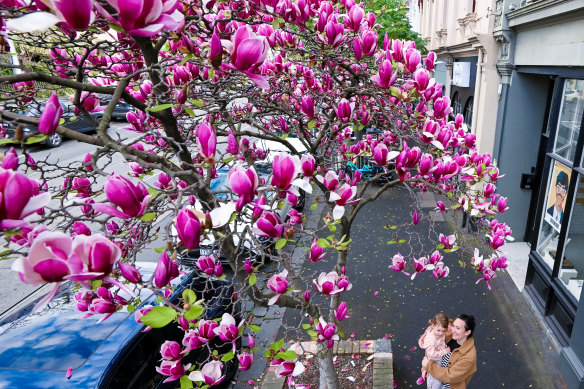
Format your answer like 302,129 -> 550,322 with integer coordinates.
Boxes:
0,0 -> 511,388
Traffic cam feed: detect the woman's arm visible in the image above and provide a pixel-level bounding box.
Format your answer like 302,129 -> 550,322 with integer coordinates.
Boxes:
426,349 -> 476,384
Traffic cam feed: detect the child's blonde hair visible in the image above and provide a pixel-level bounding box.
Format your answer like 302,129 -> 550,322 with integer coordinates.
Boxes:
428,313 -> 450,329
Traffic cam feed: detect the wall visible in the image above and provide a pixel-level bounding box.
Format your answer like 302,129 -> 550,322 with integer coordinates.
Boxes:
514,17 -> 584,67
496,72 -> 550,239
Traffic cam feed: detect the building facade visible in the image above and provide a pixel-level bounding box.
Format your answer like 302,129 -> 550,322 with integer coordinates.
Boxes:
492,1 -> 584,388
415,0 -> 500,155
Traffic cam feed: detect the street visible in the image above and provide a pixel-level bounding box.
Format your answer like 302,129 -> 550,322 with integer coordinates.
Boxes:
0,122 -> 146,314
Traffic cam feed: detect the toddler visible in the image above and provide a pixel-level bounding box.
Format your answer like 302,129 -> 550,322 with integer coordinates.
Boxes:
416,313 -> 451,388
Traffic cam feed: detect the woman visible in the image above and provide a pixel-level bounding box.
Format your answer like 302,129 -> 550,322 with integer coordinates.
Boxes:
423,314 -> 477,389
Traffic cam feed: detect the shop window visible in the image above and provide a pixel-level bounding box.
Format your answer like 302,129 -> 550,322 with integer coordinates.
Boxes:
452,91 -> 462,116
536,161 -> 572,270
553,79 -> 583,162
463,96 -> 473,130
558,174 -> 584,300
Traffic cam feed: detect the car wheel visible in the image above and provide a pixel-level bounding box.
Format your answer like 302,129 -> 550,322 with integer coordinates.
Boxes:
46,133 -> 62,147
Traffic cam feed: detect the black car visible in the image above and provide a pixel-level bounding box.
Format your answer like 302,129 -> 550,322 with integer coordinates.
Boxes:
0,262 -> 242,388
98,95 -> 135,121
1,99 -> 102,147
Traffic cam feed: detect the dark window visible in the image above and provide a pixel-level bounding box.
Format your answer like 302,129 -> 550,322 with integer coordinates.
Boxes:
463,96 -> 473,130
452,91 -> 462,116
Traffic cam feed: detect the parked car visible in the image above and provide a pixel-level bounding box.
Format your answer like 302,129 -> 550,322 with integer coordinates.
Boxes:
1,99 -> 102,147
98,95 -> 135,121
0,262 -> 242,389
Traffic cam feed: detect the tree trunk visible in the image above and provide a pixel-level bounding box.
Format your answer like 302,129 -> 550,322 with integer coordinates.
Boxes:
318,343 -> 339,389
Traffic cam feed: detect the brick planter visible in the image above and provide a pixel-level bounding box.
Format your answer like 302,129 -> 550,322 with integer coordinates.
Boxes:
259,339 -> 393,389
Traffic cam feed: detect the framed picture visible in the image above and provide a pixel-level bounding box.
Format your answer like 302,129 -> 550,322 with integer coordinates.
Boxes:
544,161 -> 571,232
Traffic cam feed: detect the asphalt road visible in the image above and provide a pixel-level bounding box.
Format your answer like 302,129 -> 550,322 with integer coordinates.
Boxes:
280,185 -> 565,388
0,122 -> 140,314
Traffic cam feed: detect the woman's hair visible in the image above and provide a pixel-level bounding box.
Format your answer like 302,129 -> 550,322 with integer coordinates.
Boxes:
457,314 -> 476,337
428,313 -> 450,329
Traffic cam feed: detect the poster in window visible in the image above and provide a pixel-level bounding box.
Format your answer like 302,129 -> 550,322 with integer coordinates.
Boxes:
544,161 -> 571,232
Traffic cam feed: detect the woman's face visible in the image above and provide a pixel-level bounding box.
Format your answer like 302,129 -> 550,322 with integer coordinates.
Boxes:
451,318 -> 471,342
432,325 -> 446,337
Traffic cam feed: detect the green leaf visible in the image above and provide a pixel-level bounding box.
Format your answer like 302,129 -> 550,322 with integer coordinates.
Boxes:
140,213 -> 156,222
180,375 -> 194,389
249,324 -> 262,333
274,350 -> 297,361
126,304 -> 136,313
154,246 -> 166,254
146,104 -> 175,112
217,274 -> 226,280
24,135 -> 48,145
437,243 -> 445,249
179,54 -> 193,66
317,238 -> 331,248
208,69 -> 215,79
108,22 -> 124,32
221,352 -> 235,362
269,339 -> 285,351
389,225 -> 398,230
302,323 -> 311,329
306,330 -> 317,337
0,138 -> 17,145
59,118 -> 66,125
223,156 -> 235,163
249,274 -> 257,286
184,305 -> 204,321
183,289 -> 197,305
328,225 -> 337,232
281,133 -> 289,140
140,306 -> 177,328
310,203 -> 318,211
387,240 -> 396,245
184,107 -> 196,117
307,120 -> 315,130
147,188 -> 159,197
188,99 -> 204,107
91,280 -> 103,290
275,239 -> 287,250
398,239 -> 406,244
155,297 -> 164,303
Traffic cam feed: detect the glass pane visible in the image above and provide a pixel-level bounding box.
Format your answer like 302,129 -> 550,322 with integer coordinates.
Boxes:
559,173 -> 584,300
537,161 -> 572,269
553,79 -> 584,162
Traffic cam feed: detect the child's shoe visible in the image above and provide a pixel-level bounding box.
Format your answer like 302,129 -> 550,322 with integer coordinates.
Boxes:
416,376 -> 426,385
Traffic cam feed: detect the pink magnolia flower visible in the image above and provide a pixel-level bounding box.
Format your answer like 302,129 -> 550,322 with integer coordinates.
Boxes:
182,329 -> 206,351
314,271 -> 352,295
389,253 -> 409,275
118,261 -> 142,283
411,256 -> 430,280
413,68 -> 430,92
324,18 -> 345,47
334,98 -> 353,123
267,269 -> 288,305
157,359 -> 188,383
154,250 -> 179,288
439,234 -> 456,250
424,51 -> 437,72
334,301 -> 348,321
254,211 -> 284,238
222,25 -> 270,88
196,255 -> 223,277
435,201 -> 447,213
429,250 -> 443,265
175,208 -> 201,250
96,0 -> 184,37
71,221 -> 91,236
244,258 -> 255,274
196,122 -> 217,161
372,59 -> 397,89
432,262 -> 449,279
329,183 -> 358,220
213,313 -> 240,342
316,170 -> 340,191
271,153 -> 300,191
0,169 -> 51,230
309,238 -> 326,262
238,352 -> 254,371
38,92 -> 62,136
93,175 -> 151,219
228,164 -> 259,211
2,147 -> 18,170
189,361 -> 225,386
6,0 -> 95,32
300,154 -> 315,177
373,143 -> 389,167
315,317 -> 339,348
476,268 -> 496,290
160,340 -> 182,360
301,95 -> 315,118
198,319 -> 219,342
274,360 -> 305,377
226,129 -> 239,155
72,233 -> 121,277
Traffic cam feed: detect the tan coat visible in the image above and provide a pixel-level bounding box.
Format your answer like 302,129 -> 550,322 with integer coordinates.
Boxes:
426,335 -> 477,389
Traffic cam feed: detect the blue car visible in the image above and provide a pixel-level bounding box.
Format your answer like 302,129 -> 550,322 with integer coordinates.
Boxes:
0,262 -> 242,389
